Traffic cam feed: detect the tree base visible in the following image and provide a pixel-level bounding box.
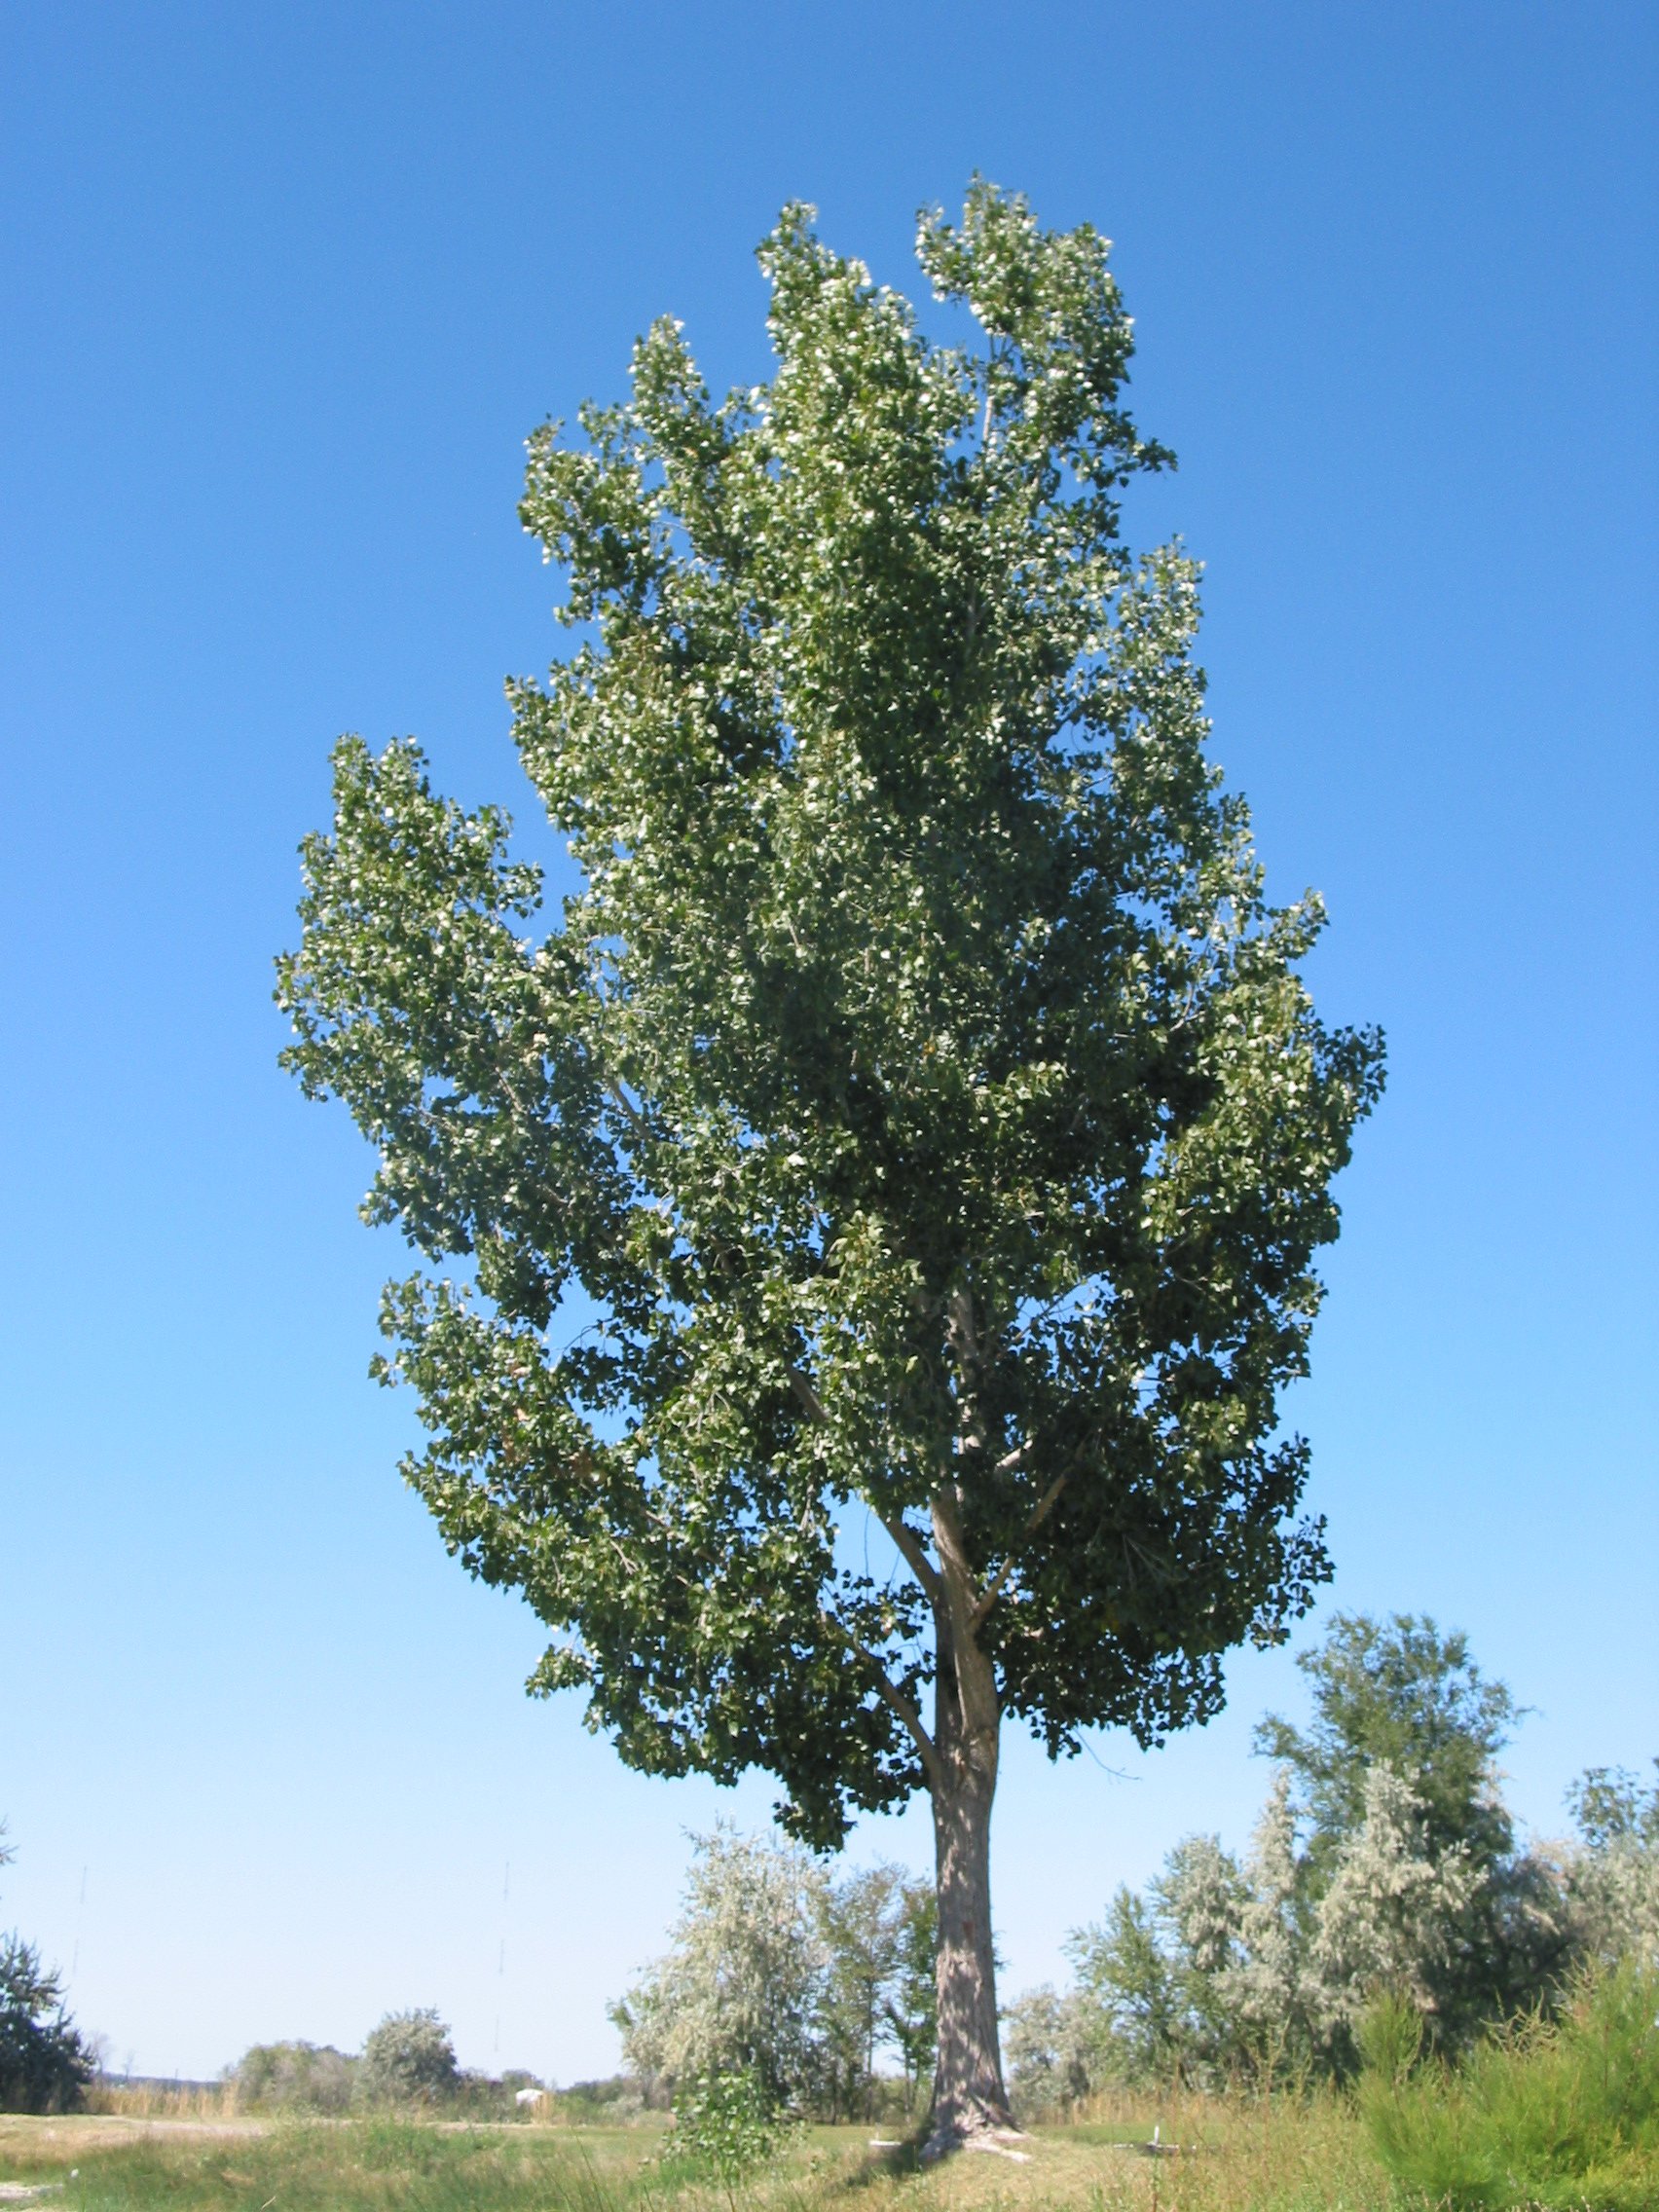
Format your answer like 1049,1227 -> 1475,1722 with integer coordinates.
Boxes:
919,2110 -> 1029,2164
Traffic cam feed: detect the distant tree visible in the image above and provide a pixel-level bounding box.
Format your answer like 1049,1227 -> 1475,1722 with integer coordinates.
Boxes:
1062,1836 -> 1248,2089
1568,1761 -> 1659,1855
229,2039 -> 356,2113
812,1862 -> 938,2119
278,179 -> 1382,2149
1303,1761 -> 1483,2055
614,1828 -> 935,2120
1257,1612 -> 1569,2041
611,1828 -> 829,2113
357,2009 -> 460,2107
882,1881 -> 938,2118
1256,1613 -> 1520,1879
1037,1616 -> 1575,2089
555,2072 -> 654,2120
1564,1760 -> 1659,1968
0,1935 -> 94,2115
1002,1983 -> 1114,2115
815,1863 -> 904,2119
0,1825 -> 94,2116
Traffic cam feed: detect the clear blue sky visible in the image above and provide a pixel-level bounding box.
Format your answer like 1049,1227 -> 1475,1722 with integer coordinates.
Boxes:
2,0 -> 1654,2085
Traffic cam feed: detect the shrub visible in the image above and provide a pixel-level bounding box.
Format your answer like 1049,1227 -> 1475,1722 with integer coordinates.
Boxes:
1359,1956 -> 1659,2209
662,2068 -> 793,2202
556,2073 -> 654,2120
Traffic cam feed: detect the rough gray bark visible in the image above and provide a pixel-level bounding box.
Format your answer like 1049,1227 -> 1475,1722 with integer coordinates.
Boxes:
923,1493 -> 1019,2157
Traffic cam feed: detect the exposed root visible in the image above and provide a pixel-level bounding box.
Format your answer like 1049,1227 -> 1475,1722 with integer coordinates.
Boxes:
962,2131 -> 1031,2162
919,2118 -> 1031,2164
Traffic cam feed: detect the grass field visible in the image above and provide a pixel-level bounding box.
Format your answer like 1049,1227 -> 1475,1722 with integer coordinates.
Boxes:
0,2097 -> 1394,2212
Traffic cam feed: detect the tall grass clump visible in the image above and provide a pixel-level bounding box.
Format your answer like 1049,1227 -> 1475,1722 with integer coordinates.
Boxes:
1359,1957 -> 1659,2209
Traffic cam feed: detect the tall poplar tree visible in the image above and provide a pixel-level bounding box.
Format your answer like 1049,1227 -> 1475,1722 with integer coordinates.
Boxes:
277,182 -> 1382,2151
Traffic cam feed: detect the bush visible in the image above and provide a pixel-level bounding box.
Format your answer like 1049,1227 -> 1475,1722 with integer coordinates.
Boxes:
662,2068 -> 793,2201
356,2009 -> 460,2107
555,2073 -> 654,2120
1359,1957 -> 1659,2209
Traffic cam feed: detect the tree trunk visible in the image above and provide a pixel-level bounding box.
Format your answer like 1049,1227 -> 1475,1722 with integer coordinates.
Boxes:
924,1570 -> 1017,2156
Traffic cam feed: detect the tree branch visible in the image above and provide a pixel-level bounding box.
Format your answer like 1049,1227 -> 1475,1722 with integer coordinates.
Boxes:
820,1604 -> 942,1791
879,1512 -> 944,1605
869,1664 -> 944,1793
786,1365 -> 827,1423
969,1473 -> 1069,1631
786,1363 -> 943,1604
602,1074 -> 650,1150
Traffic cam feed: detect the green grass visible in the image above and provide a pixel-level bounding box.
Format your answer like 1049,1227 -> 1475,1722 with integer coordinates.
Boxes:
0,2099 -> 1395,2212
0,2118 -> 655,2212
10,1973 -> 1655,2212
1360,1958 -> 1659,2210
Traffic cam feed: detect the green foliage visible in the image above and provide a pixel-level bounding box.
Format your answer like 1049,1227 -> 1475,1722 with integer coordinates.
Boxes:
1014,1616 -> 1588,2100
0,1932 -> 93,2114
612,1827 -> 932,2120
882,1881 -> 938,2115
356,2009 -> 460,2108
0,1825 -> 93,2115
815,1863 -> 933,2120
549,2073 -> 655,2122
1001,1983 -> 1117,2115
1354,1986 -> 1423,2088
1258,1612 -> 1568,2046
228,2040 -> 355,2112
613,1828 -> 829,2111
661,2068 -> 793,2198
1054,1829 -> 1269,2092
1257,1612 -> 1519,1875
276,179 -> 1381,1856
1359,1957 -> 1659,2209
1562,1757 -> 1659,1974
1569,1760 -> 1659,1854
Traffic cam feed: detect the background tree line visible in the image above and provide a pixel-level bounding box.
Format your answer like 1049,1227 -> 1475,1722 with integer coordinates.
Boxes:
611,1613 -> 1656,2126
12,1610 -> 1650,2126
1006,1613 -> 1659,2109
225,2009 -> 557,2117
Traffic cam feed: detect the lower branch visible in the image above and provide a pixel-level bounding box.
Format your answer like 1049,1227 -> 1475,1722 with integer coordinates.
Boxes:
969,1473 -> 1069,1630
870,1668 -> 943,1792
